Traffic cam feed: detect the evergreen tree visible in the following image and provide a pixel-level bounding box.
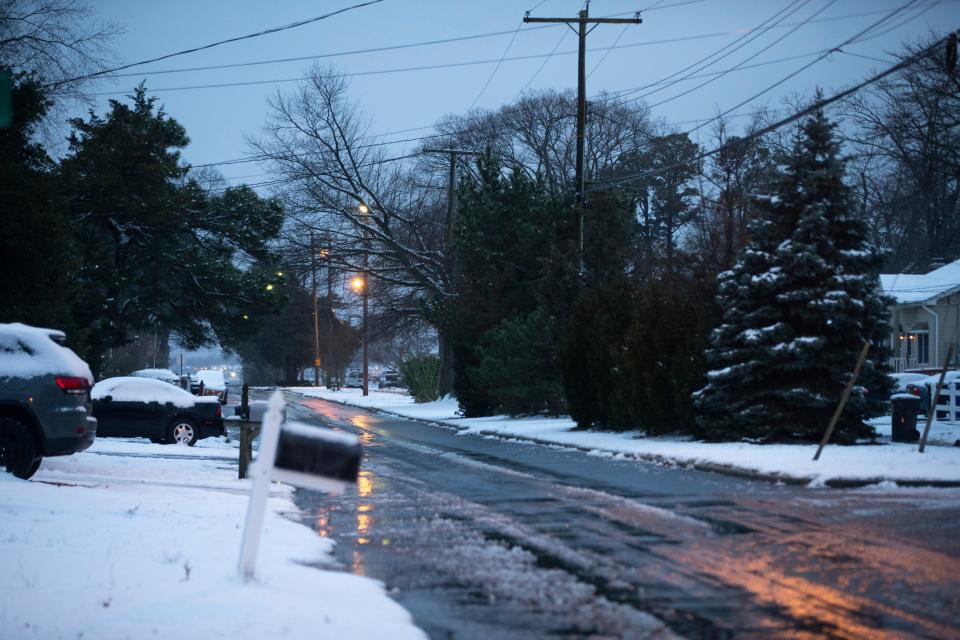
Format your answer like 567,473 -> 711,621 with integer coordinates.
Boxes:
562,274 -> 635,429
696,108 -> 892,443
450,153 -> 573,416
621,269 -> 717,436
560,190 -> 639,430
60,85 -> 284,373
472,308 -> 566,415
0,74 -> 83,346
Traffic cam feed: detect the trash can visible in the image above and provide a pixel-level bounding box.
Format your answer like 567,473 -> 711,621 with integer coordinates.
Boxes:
890,393 -> 921,443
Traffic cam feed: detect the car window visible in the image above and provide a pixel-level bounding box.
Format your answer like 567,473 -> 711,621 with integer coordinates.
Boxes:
0,334 -> 32,356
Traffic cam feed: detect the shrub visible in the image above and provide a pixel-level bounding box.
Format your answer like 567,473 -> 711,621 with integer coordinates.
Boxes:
471,310 -> 566,416
399,355 -> 442,403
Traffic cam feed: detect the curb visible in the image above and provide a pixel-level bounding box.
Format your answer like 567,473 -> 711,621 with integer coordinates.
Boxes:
285,391 -> 960,490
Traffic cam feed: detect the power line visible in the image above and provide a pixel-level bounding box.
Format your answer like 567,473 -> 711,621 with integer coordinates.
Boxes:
593,26 -> 958,191
605,0 -> 945,114
188,2 -> 949,174
87,4 -> 929,95
102,3 -> 706,82
45,0 -> 385,88
643,0 -> 839,110
615,0 -> 812,104
183,43 -> 888,171
467,21 -> 524,111
683,0 -> 922,136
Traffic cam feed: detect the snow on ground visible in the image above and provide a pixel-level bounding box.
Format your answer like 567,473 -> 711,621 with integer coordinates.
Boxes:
288,386 -> 960,486
0,436 -> 424,640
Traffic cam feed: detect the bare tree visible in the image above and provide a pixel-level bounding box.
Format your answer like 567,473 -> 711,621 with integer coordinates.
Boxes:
251,66 -> 454,379
843,35 -> 960,271
420,89 -> 653,192
688,115 -> 775,273
1,0 -> 119,143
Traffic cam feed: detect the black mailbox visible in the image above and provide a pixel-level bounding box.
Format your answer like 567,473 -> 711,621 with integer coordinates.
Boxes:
271,422 -> 361,493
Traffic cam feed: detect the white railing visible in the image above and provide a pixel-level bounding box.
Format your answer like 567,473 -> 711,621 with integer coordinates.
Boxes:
888,356 -> 928,373
933,384 -> 959,424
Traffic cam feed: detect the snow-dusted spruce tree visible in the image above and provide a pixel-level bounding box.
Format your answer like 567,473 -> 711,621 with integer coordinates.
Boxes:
695,107 -> 892,443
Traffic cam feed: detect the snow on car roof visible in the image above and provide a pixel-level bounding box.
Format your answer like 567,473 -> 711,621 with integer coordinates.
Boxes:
92,377 -> 198,407
130,368 -> 180,380
0,322 -> 93,383
195,370 -> 226,389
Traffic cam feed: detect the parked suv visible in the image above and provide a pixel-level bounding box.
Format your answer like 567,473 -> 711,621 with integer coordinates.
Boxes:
0,323 -> 96,479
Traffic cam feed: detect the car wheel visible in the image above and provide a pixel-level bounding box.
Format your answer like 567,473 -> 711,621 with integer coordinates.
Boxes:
0,417 -> 40,479
168,418 -> 199,447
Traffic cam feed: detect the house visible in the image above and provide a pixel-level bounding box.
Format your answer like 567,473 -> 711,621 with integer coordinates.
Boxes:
880,259 -> 960,372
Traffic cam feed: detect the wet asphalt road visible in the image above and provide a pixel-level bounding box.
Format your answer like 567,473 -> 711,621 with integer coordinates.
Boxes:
286,395 -> 960,640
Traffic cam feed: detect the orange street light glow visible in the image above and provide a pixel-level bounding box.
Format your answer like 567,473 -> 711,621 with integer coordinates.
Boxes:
351,276 -> 365,291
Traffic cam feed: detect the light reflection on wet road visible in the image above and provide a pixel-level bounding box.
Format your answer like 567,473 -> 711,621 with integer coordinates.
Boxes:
288,395 -> 960,639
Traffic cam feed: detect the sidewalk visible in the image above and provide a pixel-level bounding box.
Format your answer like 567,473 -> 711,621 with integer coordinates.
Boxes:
0,435 -> 424,640
288,387 -> 960,488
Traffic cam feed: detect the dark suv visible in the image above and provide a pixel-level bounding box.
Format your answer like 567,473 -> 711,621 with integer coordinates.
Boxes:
0,323 -> 97,479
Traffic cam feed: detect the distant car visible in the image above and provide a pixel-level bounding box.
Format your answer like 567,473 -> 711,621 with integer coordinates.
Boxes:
130,368 -> 180,385
904,371 -> 959,415
344,369 -> 363,388
92,377 -> 224,446
379,370 -> 402,388
0,323 -> 96,479
190,369 -> 228,404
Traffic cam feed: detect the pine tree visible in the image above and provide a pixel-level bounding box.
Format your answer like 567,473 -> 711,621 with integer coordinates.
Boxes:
696,108 -> 892,443
450,153 -> 574,416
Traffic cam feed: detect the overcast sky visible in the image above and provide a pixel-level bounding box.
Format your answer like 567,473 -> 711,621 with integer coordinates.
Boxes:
80,0 -> 956,187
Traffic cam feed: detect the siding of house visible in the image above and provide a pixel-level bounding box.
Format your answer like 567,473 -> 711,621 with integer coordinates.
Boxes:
889,294 -> 960,368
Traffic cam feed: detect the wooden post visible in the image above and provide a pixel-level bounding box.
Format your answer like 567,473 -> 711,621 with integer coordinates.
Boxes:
814,342 -> 871,461
238,384 -> 252,479
238,391 -> 284,580
919,344 -> 954,453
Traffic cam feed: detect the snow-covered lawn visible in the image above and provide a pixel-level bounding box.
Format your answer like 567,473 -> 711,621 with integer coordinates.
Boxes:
288,387 -> 960,487
0,436 -> 424,640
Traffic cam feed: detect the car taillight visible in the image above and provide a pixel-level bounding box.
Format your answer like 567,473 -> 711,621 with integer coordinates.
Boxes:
215,404 -> 222,418
908,386 -> 921,396
56,376 -> 91,395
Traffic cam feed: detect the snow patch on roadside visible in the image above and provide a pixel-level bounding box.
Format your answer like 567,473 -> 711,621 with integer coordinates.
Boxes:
0,438 -> 424,640
288,387 -> 960,486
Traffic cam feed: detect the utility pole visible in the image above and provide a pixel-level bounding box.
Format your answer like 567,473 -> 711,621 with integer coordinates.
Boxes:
523,4 -> 641,268
423,148 -> 479,397
311,232 -> 321,387
326,238 -> 334,389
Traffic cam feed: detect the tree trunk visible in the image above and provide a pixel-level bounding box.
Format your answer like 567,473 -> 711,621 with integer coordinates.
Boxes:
438,328 -> 455,397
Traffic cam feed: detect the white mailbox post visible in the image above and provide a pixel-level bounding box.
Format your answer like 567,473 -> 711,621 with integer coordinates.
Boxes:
238,390 -> 361,580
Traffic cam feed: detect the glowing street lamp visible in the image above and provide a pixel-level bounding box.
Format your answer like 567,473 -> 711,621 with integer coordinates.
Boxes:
351,273 -> 369,397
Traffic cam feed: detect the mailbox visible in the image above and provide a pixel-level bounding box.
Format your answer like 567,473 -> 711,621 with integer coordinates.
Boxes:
238,390 -> 361,579
273,422 -> 361,493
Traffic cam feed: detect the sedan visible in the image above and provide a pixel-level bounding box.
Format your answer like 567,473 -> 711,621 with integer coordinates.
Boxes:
92,377 -> 224,446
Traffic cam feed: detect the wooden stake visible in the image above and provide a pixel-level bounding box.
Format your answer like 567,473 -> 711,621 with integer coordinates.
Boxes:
919,344 -> 954,453
814,342 -> 871,461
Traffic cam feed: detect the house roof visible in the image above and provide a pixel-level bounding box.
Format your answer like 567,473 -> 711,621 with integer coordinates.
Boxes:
880,259 -> 960,305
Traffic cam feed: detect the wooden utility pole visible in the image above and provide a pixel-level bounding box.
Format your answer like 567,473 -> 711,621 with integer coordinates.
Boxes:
919,344 -> 954,453
523,4 -> 641,268
423,148 -> 479,396
311,232 -> 321,387
325,236 -> 334,389
814,342 -> 871,461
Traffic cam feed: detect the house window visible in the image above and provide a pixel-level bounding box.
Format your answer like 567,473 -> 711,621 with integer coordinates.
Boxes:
915,332 -> 930,364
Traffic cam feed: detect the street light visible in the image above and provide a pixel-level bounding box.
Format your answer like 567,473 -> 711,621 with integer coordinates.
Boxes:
356,202 -> 371,397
